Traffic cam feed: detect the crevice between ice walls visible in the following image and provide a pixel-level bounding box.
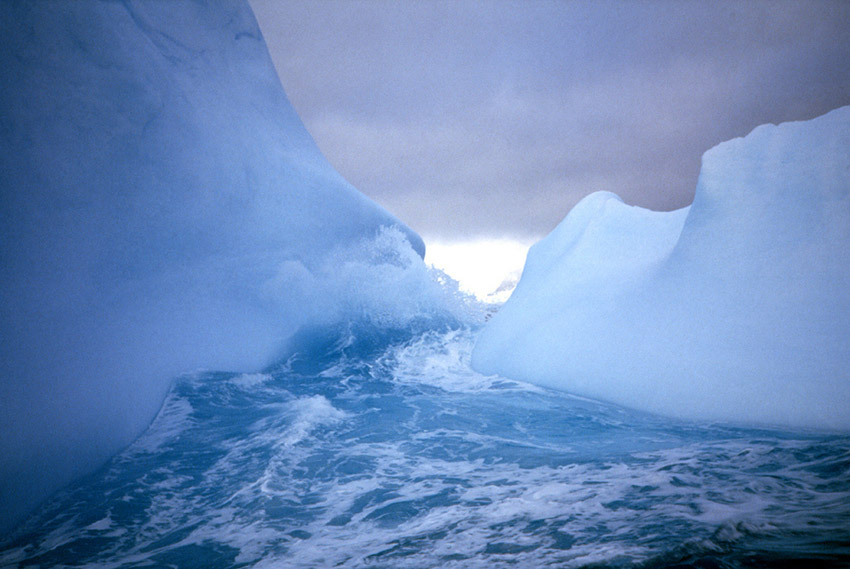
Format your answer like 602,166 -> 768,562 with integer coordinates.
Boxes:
472,106 -> 850,432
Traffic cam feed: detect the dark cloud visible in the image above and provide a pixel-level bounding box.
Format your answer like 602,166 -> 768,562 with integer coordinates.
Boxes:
250,0 -> 850,240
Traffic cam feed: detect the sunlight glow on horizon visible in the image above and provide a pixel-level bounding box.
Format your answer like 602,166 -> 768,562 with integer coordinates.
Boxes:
424,237 -> 535,301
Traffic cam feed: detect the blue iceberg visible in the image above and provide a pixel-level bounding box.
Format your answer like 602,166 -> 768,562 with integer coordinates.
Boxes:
473,106 -> 850,431
0,0 -> 444,531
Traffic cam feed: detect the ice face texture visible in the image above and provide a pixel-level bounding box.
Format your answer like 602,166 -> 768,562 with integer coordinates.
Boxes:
0,0 -> 428,530
473,106 -> 850,431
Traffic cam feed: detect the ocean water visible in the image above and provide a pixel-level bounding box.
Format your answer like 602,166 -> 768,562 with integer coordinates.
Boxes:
1,325 -> 848,568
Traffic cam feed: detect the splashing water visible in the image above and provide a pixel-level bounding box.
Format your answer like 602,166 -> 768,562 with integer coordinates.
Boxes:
1,328 -> 848,568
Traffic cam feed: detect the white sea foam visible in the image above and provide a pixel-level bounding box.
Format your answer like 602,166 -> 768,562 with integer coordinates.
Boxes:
281,396 -> 348,447
3,327 -> 847,569
230,373 -> 274,389
386,328 -> 541,394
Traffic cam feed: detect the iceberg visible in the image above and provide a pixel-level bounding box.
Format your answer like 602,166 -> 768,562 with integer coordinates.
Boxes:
473,106 -> 850,431
0,0 -> 437,531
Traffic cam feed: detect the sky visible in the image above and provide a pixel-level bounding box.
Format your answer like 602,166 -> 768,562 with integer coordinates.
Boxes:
248,0 -> 850,295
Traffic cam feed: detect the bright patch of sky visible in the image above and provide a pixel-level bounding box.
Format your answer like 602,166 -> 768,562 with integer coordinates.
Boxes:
425,238 -> 533,301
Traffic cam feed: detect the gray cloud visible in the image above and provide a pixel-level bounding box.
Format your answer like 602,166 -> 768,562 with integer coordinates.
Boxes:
250,0 -> 850,240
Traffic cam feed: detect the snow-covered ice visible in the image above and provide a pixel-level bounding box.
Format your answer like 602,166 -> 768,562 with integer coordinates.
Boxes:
473,106 -> 850,431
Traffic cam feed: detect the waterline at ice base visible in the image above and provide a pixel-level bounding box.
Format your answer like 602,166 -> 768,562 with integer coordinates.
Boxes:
1,1 -> 848,568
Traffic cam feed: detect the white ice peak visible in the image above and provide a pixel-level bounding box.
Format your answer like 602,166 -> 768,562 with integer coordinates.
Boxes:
474,106 -> 850,431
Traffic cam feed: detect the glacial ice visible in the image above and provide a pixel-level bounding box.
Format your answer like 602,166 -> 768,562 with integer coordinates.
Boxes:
0,0 -> 439,531
473,106 -> 850,431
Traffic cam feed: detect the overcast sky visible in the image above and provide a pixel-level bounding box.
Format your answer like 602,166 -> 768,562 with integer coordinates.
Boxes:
249,0 -> 850,243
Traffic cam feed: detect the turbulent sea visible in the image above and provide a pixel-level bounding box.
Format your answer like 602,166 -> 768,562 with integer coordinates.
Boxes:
2,325 -> 849,568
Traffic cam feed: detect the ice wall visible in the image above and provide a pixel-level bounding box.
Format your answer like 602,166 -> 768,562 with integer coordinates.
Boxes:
473,106 -> 850,431
0,0 -> 430,532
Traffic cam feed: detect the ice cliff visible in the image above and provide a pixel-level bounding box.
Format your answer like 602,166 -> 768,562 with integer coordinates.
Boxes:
0,0 -> 433,531
473,106 -> 850,431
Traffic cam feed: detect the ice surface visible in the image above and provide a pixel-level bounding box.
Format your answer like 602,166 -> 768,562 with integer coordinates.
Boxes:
0,0 -> 438,531
473,106 -> 850,431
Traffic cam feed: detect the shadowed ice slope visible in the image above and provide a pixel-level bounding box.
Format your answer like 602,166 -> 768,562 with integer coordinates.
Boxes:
0,0 -> 431,532
473,106 -> 850,431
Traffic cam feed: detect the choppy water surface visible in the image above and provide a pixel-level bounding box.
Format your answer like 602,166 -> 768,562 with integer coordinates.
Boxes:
2,327 -> 849,568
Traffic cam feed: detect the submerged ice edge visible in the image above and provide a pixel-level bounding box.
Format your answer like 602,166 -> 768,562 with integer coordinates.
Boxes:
2,329 -> 848,569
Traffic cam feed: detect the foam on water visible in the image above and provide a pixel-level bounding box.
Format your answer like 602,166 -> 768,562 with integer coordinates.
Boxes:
1,327 -> 848,568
